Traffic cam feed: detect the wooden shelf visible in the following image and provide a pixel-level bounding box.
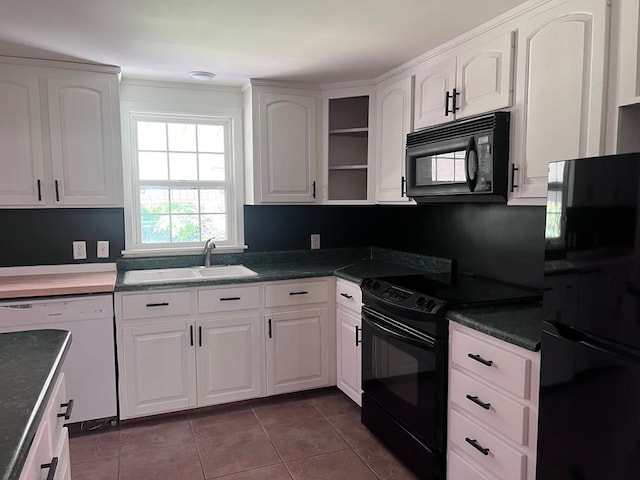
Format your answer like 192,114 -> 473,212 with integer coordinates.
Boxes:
329,165 -> 368,171
329,128 -> 368,136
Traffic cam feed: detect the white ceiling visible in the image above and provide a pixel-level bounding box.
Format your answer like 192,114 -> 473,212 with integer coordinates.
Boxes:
0,0 -> 528,86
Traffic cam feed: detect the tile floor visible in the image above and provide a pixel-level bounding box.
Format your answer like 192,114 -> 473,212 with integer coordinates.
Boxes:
69,388 -> 419,480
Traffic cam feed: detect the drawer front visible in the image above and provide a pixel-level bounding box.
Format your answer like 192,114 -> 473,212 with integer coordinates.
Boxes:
45,373 -> 68,446
448,450 -> 496,480
450,409 -> 527,480
450,368 -> 529,445
121,291 -> 191,319
198,286 -> 260,313
265,281 -> 328,307
18,417 -> 52,480
451,330 -> 531,398
336,280 -> 362,312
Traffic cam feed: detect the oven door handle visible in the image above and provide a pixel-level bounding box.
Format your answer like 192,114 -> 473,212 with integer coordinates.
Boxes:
362,311 -> 436,350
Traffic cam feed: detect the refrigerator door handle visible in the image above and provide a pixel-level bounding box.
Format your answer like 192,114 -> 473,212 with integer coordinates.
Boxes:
545,321 -> 640,363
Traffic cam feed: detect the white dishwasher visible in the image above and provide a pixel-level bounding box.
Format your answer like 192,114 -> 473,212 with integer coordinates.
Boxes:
0,294 -> 117,424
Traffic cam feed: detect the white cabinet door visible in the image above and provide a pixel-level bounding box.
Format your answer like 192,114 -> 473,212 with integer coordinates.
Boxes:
511,0 -> 609,202
196,315 -> 264,406
336,308 -> 362,406
122,320 -> 197,418
414,56 -> 456,129
0,71 -> 46,205
617,0 -> 640,106
456,31 -> 515,119
265,307 -> 329,395
258,92 -> 317,203
375,75 -> 414,203
47,72 -> 120,206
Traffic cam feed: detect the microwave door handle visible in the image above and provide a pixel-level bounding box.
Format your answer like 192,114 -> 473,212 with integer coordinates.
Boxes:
465,137 -> 478,192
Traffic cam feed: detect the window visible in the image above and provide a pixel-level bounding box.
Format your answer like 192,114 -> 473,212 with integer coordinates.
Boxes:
122,107 -> 244,255
546,161 -> 567,241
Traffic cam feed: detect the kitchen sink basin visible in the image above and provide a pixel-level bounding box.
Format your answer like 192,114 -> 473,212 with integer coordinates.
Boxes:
123,265 -> 258,285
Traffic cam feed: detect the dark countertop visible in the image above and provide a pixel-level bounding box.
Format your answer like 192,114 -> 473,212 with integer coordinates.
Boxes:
446,304 -> 543,351
1,330 -> 72,480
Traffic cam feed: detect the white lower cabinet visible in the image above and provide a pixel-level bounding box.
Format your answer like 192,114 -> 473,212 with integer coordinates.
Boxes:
447,322 -> 540,480
335,278 -> 362,405
266,307 -> 329,395
197,315 -> 263,406
122,319 -> 197,418
20,373 -> 71,480
116,278 -> 333,419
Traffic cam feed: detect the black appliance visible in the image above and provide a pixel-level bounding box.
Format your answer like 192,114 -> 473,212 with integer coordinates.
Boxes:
360,273 -> 540,479
405,112 -> 510,203
537,153 -> 640,479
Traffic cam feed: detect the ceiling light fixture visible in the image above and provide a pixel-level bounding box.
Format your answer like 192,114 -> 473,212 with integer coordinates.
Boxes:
188,71 -> 216,81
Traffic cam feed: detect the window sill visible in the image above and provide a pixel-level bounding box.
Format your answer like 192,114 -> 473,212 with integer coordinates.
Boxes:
121,245 -> 248,258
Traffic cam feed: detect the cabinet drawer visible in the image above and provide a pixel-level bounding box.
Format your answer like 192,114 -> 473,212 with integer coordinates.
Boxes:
450,409 -> 526,480
45,373 -> 68,446
336,280 -> 362,312
18,415 -> 52,480
121,291 -> 191,319
450,368 -> 529,445
448,450 -> 496,480
198,286 -> 260,313
451,330 -> 531,398
265,281 -> 328,307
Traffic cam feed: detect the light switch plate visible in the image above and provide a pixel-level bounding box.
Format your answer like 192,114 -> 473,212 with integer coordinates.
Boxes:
311,234 -> 320,249
72,241 -> 87,260
97,241 -> 109,258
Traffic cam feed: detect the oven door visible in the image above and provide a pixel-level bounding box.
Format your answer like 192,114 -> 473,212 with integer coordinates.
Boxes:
361,305 -> 441,447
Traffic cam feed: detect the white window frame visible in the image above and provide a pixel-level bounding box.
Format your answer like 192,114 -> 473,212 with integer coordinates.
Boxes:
121,102 -> 245,256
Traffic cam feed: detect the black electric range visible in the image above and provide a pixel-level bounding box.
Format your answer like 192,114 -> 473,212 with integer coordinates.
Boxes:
360,273 -> 540,479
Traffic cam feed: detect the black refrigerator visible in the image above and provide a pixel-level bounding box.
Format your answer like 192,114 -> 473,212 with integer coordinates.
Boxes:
537,153 -> 640,479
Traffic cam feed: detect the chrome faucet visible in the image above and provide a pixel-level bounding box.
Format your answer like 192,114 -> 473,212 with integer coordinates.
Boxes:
203,238 -> 216,267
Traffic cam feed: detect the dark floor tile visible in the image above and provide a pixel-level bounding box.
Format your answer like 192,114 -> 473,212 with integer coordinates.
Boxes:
309,390 -> 360,418
69,429 -> 120,464
355,442 -> 419,480
213,463 -> 292,479
253,398 -> 321,427
70,456 -> 119,480
327,412 -> 378,450
197,429 -> 280,478
190,405 -> 263,440
286,449 -> 376,480
265,417 -> 348,461
119,442 -> 204,480
120,416 -> 194,453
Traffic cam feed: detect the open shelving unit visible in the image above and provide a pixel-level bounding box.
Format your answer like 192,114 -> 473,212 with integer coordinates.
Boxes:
327,96 -> 370,201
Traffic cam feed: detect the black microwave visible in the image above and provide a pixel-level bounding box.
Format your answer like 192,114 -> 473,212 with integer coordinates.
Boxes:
405,112 -> 510,203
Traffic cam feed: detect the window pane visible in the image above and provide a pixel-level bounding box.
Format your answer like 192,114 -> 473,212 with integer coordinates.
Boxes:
141,214 -> 170,243
201,214 -> 227,241
140,187 -> 170,214
171,215 -> 200,242
455,158 -> 466,181
137,122 -> 167,151
138,152 -> 168,181
168,123 -> 196,152
197,125 -> 225,153
199,154 -> 225,181
201,188 -> 226,213
170,188 -> 198,214
169,153 -> 198,181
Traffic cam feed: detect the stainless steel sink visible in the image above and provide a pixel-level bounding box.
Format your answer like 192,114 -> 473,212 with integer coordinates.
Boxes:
123,265 -> 258,285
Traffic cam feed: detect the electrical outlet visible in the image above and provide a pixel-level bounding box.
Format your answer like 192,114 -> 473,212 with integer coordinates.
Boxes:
311,234 -> 320,250
97,241 -> 109,258
72,241 -> 87,260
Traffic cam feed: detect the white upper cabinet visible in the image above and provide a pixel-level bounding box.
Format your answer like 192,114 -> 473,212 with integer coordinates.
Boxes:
617,0 -> 640,106
414,56 -> 456,129
0,61 -> 122,208
414,31 -> 514,130
245,85 -> 318,204
47,72 -> 120,206
375,75 -> 414,203
510,0 -> 609,203
0,70 -> 45,205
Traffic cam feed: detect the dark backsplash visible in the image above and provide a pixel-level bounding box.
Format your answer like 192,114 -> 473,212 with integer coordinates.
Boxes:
0,204 -> 545,288
0,208 -> 125,267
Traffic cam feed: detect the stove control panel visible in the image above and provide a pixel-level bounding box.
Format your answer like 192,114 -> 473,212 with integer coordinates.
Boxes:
361,278 -> 445,315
